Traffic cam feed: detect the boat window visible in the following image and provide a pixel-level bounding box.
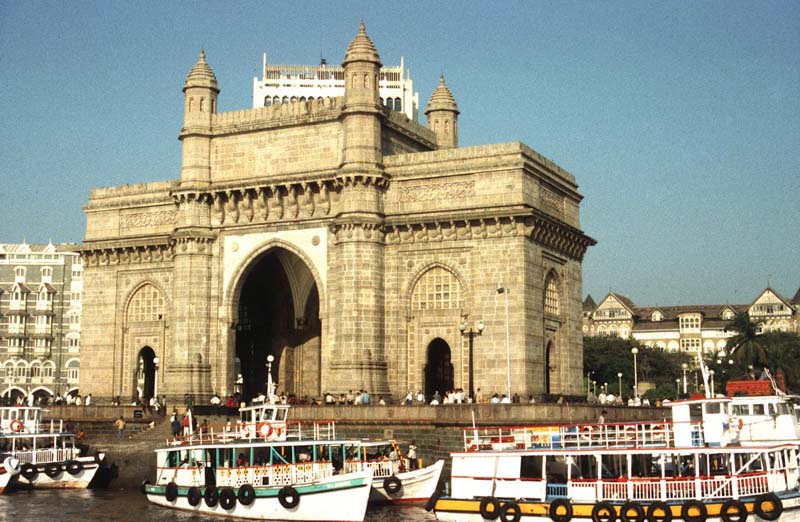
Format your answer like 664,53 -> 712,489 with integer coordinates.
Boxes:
520,456 -> 543,479
768,403 -> 777,416
703,454 -> 729,476
753,404 -> 766,415
705,402 -> 723,415
631,454 -> 658,477
277,409 -> 287,421
777,403 -> 790,415
165,451 -> 179,467
689,404 -> 703,421
573,455 -> 597,479
600,454 -> 626,479
732,404 -> 749,416
545,456 -> 569,483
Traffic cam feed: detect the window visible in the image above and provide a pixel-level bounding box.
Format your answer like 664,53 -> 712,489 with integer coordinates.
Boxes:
43,362 -> 55,378
264,96 -> 272,107
66,360 -> 79,381
411,267 -> 462,311
680,338 -> 701,352
609,326 -> 618,337
68,337 -> 80,348
386,98 -> 394,111
651,311 -> 663,322
679,316 -> 701,331
41,266 -> 52,280
127,284 -> 165,323
544,272 -> 560,316
30,364 -> 41,379
71,267 -> 82,279
14,266 -> 26,281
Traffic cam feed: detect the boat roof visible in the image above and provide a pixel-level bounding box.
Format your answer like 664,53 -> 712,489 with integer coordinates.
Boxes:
154,437 -> 364,453
451,442 -> 798,458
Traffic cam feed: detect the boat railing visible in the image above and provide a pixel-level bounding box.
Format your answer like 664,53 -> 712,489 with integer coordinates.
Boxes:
167,419 -> 338,446
158,461 -> 336,488
463,421 -> 705,451
10,447 -> 77,465
350,459 -> 404,478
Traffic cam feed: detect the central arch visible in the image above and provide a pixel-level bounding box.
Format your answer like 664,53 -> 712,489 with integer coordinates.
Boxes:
424,338 -> 453,399
232,246 -> 321,402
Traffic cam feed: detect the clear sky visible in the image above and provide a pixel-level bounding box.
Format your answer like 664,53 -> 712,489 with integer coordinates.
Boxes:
1,1 -> 797,306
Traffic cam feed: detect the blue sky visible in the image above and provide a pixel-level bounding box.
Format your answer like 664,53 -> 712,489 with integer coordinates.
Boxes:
1,1 -> 797,306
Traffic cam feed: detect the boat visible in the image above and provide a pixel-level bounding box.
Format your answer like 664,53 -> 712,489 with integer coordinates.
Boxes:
0,457 -> 19,494
432,399 -> 800,521
143,379 -> 374,521
352,438 -> 444,503
0,406 -> 106,489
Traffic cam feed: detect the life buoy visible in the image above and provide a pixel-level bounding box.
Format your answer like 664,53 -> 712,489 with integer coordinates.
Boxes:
645,501 -> 672,522
219,487 -> 237,510
592,501 -> 617,522
140,480 -> 150,495
257,422 -> 272,438
21,463 -> 37,480
187,486 -> 202,506
238,483 -> 255,505
719,499 -> 747,522
278,485 -> 300,509
680,500 -> 707,522
754,493 -> 782,521
44,463 -> 61,478
204,487 -> 219,507
66,460 -> 83,476
500,500 -> 522,522
165,482 -> 178,502
383,475 -> 402,495
620,501 -> 645,522
479,497 -> 501,520
550,498 -> 573,522
9,419 -> 24,433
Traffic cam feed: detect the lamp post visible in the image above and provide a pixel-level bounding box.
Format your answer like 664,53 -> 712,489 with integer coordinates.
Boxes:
459,318 -> 484,402
496,287 -> 511,398
152,357 -> 160,400
631,347 -> 639,398
592,380 -> 597,396
709,369 -> 715,397
617,372 -> 623,396
676,378 -> 681,398
681,363 -> 688,395
266,355 -> 275,402
604,382 -> 608,394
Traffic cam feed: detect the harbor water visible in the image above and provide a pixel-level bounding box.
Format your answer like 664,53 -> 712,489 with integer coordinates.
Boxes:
0,488 -> 437,521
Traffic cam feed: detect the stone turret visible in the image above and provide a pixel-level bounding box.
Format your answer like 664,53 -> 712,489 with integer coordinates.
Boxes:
425,75 -> 459,149
180,51 -> 219,188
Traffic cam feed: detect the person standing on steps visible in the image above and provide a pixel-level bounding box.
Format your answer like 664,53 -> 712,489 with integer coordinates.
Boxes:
114,416 -> 126,440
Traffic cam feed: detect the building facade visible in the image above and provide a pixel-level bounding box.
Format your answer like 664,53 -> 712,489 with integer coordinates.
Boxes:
253,53 -> 419,121
0,242 -> 82,402
583,287 -> 799,356
78,24 -> 594,404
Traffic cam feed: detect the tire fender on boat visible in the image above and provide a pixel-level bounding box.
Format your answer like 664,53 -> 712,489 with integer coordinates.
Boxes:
500,500 -> 522,522
620,501 -> 645,522
645,500 -> 672,522
754,493 -> 782,521
680,500 -> 707,522
187,486 -> 202,506
383,475 -> 402,495
278,485 -> 300,509
66,460 -> 83,476
591,501 -> 617,522
219,487 -> 237,510
238,483 -> 255,505
20,463 -> 37,480
719,499 -> 747,522
549,498 -> 573,522
479,496 -> 501,520
165,482 -> 178,502
44,463 -> 61,478
204,487 -> 219,507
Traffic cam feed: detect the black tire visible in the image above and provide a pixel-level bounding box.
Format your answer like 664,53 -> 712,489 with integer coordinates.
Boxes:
219,487 -> 236,510
44,463 -> 62,479
621,501 -> 645,522
21,463 -> 37,481
500,500 -> 522,522
646,501 -> 673,522
550,498 -> 573,522
719,499 -> 747,522
187,486 -> 202,506
424,487 -> 441,512
238,483 -> 255,505
165,482 -> 178,502
66,460 -> 83,476
383,475 -> 402,495
278,485 -> 300,509
140,480 -> 150,495
204,487 -> 219,507
479,496 -> 501,520
680,500 -> 707,522
592,501 -> 617,522
754,493 -> 782,521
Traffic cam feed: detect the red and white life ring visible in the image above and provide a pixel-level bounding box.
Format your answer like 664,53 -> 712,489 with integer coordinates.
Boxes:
257,422 -> 273,438
9,419 -> 24,433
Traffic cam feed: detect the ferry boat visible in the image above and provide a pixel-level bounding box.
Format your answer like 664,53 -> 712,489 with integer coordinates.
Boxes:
0,406 -> 106,489
352,438 -> 444,503
143,361 -> 374,522
432,400 -> 800,522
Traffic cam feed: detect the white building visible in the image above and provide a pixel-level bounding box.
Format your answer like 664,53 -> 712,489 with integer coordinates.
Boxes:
253,53 -> 419,121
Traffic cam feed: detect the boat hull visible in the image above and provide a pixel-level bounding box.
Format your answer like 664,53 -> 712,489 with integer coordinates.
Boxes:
145,470 -> 372,521
13,455 -> 104,490
370,459 -> 444,503
434,492 -> 800,522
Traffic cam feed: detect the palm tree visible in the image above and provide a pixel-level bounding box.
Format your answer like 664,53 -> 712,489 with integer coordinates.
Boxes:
724,312 -> 768,372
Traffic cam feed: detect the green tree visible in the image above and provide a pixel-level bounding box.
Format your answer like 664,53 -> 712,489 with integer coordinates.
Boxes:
724,312 -> 768,370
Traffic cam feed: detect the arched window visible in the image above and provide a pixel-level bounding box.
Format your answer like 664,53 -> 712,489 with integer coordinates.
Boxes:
273,96 -> 280,105
199,98 -> 205,112
30,362 -> 42,379
66,359 -> 79,381
411,266 -> 462,311
299,96 -> 306,103
290,96 -> 297,103
188,98 -> 193,112
264,96 -> 272,107
544,271 -> 560,316
43,361 -> 55,379
14,362 -> 27,380
620,327 -> 630,339
363,73 -> 369,89
444,120 -> 450,134
394,97 -> 401,112
282,96 -> 289,104
127,284 -> 165,323
609,326 -> 618,337
598,326 -> 607,336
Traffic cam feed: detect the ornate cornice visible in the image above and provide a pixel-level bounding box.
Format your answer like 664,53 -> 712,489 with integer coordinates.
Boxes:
80,240 -> 174,267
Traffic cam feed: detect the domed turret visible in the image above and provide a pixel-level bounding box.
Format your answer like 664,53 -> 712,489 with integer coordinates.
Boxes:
184,51 -> 219,92
343,20 -> 382,68
180,51 -> 219,187
342,21 -> 381,107
425,75 -> 459,149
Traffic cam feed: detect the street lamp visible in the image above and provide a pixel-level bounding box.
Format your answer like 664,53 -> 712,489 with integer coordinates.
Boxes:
152,357 -> 160,400
681,363 -> 688,395
266,355 -> 276,402
617,372 -> 623,395
496,287 -> 511,398
459,318 -> 484,401
604,382 -> 608,394
631,347 -> 639,398
709,369 -> 715,397
676,378 -> 681,398
592,380 -> 597,396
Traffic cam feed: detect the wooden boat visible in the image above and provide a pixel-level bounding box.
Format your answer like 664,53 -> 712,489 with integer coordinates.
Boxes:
0,406 -> 105,489
352,439 -> 444,503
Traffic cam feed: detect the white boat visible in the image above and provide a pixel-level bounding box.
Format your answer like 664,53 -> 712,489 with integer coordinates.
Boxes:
432,400 -> 800,521
0,406 -> 105,490
351,439 -> 444,503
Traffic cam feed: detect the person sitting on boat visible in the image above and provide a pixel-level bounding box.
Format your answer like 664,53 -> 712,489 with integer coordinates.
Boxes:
237,453 -> 246,467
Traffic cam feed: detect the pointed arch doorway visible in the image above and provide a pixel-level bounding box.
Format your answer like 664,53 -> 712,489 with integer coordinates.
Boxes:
424,338 -> 453,400
135,346 -> 157,402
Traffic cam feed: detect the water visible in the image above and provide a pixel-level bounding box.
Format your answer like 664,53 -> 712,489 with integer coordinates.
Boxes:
0,488 -> 437,522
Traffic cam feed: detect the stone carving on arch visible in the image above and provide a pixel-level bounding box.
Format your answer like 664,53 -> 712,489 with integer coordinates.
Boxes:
404,262 -> 471,317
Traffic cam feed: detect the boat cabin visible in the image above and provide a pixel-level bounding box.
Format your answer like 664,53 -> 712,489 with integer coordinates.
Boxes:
0,407 -> 44,435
